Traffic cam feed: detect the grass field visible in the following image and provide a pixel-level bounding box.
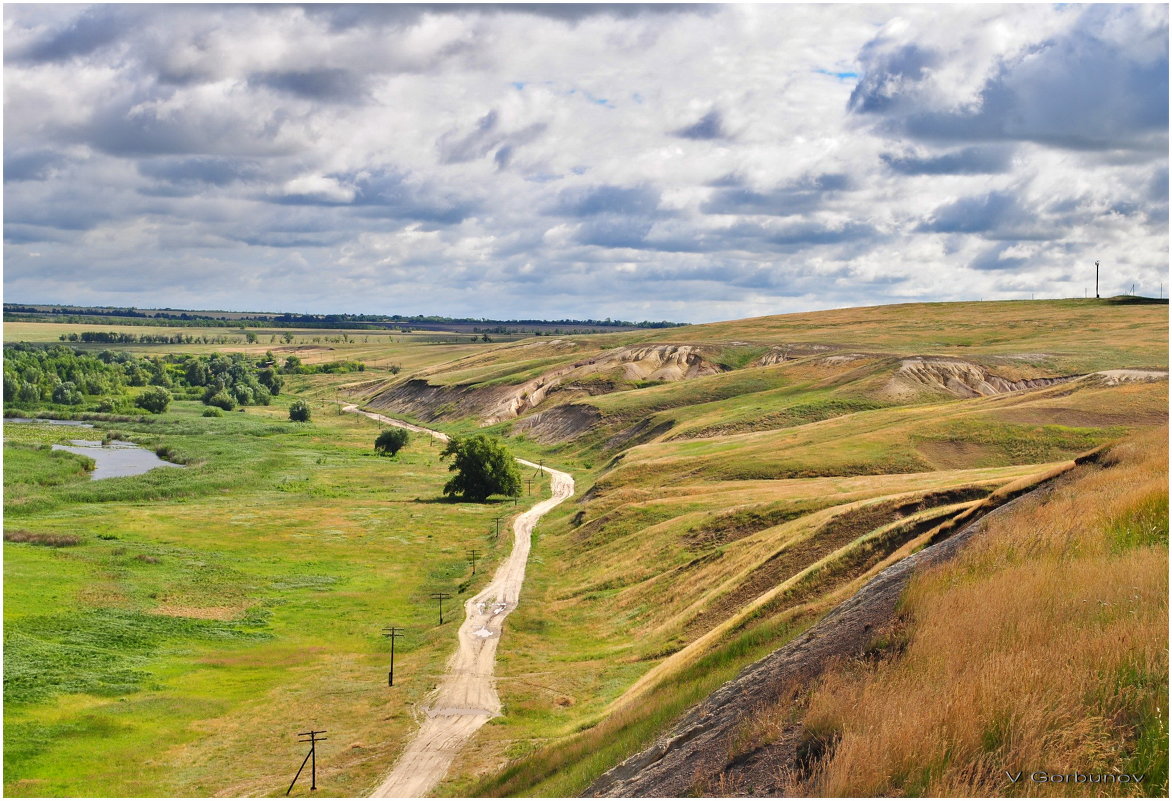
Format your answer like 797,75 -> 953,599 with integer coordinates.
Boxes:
3,398 -> 550,797
3,298 -> 1166,798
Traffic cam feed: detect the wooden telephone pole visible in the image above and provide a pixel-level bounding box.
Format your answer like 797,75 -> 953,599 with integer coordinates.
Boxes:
286,729 -> 327,796
429,592 -> 452,625
382,626 -> 404,686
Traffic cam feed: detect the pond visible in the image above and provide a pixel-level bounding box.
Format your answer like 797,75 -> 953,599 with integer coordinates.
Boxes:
51,439 -> 186,481
6,417 -> 95,428
5,419 -> 185,480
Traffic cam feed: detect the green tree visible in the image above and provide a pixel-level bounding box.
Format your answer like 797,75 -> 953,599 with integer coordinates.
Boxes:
374,428 -> 410,457
288,399 -> 311,422
135,386 -> 172,414
439,435 -> 521,502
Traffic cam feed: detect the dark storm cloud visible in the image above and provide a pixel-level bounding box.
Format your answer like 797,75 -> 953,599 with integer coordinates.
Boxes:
252,69 -> 371,104
702,174 -> 851,217
852,6 -> 1168,151
673,110 -> 727,140
880,146 -> 1013,175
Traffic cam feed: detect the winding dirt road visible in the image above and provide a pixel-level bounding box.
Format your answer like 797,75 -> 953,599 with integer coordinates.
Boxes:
341,405 -> 574,797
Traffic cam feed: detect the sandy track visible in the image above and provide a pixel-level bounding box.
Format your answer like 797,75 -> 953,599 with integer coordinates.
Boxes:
342,405 -> 574,798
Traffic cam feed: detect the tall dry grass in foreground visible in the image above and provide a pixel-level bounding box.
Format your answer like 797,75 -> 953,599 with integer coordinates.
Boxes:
800,428 -> 1168,797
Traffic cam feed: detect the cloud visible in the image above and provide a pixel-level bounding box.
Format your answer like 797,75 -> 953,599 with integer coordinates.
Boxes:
137,157 -> 260,188
673,109 -> 727,140
252,69 -> 371,104
880,146 -> 1013,175
437,109 -> 548,166
4,150 -> 65,182
6,5 -> 127,64
702,174 -> 851,217
850,5 -> 1169,152
3,4 -> 1167,320
547,184 -> 663,217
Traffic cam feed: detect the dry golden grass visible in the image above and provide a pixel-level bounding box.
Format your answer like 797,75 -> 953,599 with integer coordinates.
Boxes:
798,427 -> 1168,798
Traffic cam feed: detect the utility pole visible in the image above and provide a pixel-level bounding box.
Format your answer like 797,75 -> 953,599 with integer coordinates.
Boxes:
286,729 -> 327,796
467,549 -> 481,575
526,478 -> 533,496
430,592 -> 452,625
1095,260 -> 1100,299
492,517 -> 504,538
382,626 -> 403,686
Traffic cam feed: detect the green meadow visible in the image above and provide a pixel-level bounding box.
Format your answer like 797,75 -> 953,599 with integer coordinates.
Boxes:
3,397 -> 548,797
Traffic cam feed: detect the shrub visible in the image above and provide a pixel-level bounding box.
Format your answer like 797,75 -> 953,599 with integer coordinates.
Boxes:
289,399 -> 311,422
375,428 -> 410,457
205,390 -> 235,411
201,407 -> 222,417
135,386 -> 172,414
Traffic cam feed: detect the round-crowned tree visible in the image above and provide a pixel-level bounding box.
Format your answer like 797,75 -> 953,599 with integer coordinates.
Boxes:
135,386 -> 171,414
288,399 -> 311,422
375,427 -> 410,457
439,434 -> 521,502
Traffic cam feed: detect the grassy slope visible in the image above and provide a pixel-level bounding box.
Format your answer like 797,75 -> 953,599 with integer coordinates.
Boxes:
3,397 -> 550,797
790,427 -> 1168,797
414,301 -> 1167,797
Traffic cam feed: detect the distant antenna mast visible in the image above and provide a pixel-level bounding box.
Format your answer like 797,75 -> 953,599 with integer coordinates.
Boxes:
1095,260 -> 1100,298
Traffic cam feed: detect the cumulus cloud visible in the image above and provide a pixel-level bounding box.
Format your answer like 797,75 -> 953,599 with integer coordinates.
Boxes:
850,5 -> 1168,152
3,3 -> 1167,320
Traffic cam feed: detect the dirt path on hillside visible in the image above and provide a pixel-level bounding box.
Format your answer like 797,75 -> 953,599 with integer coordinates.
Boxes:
341,404 -> 574,798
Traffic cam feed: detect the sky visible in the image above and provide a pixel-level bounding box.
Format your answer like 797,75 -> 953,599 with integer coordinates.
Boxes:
3,3 -> 1168,323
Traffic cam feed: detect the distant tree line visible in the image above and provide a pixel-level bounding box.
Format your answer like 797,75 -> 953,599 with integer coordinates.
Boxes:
60,331 -> 250,345
7,303 -> 687,331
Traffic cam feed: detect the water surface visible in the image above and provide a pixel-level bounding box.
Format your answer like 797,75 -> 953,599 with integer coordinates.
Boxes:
6,417 -> 95,428
50,439 -> 185,480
